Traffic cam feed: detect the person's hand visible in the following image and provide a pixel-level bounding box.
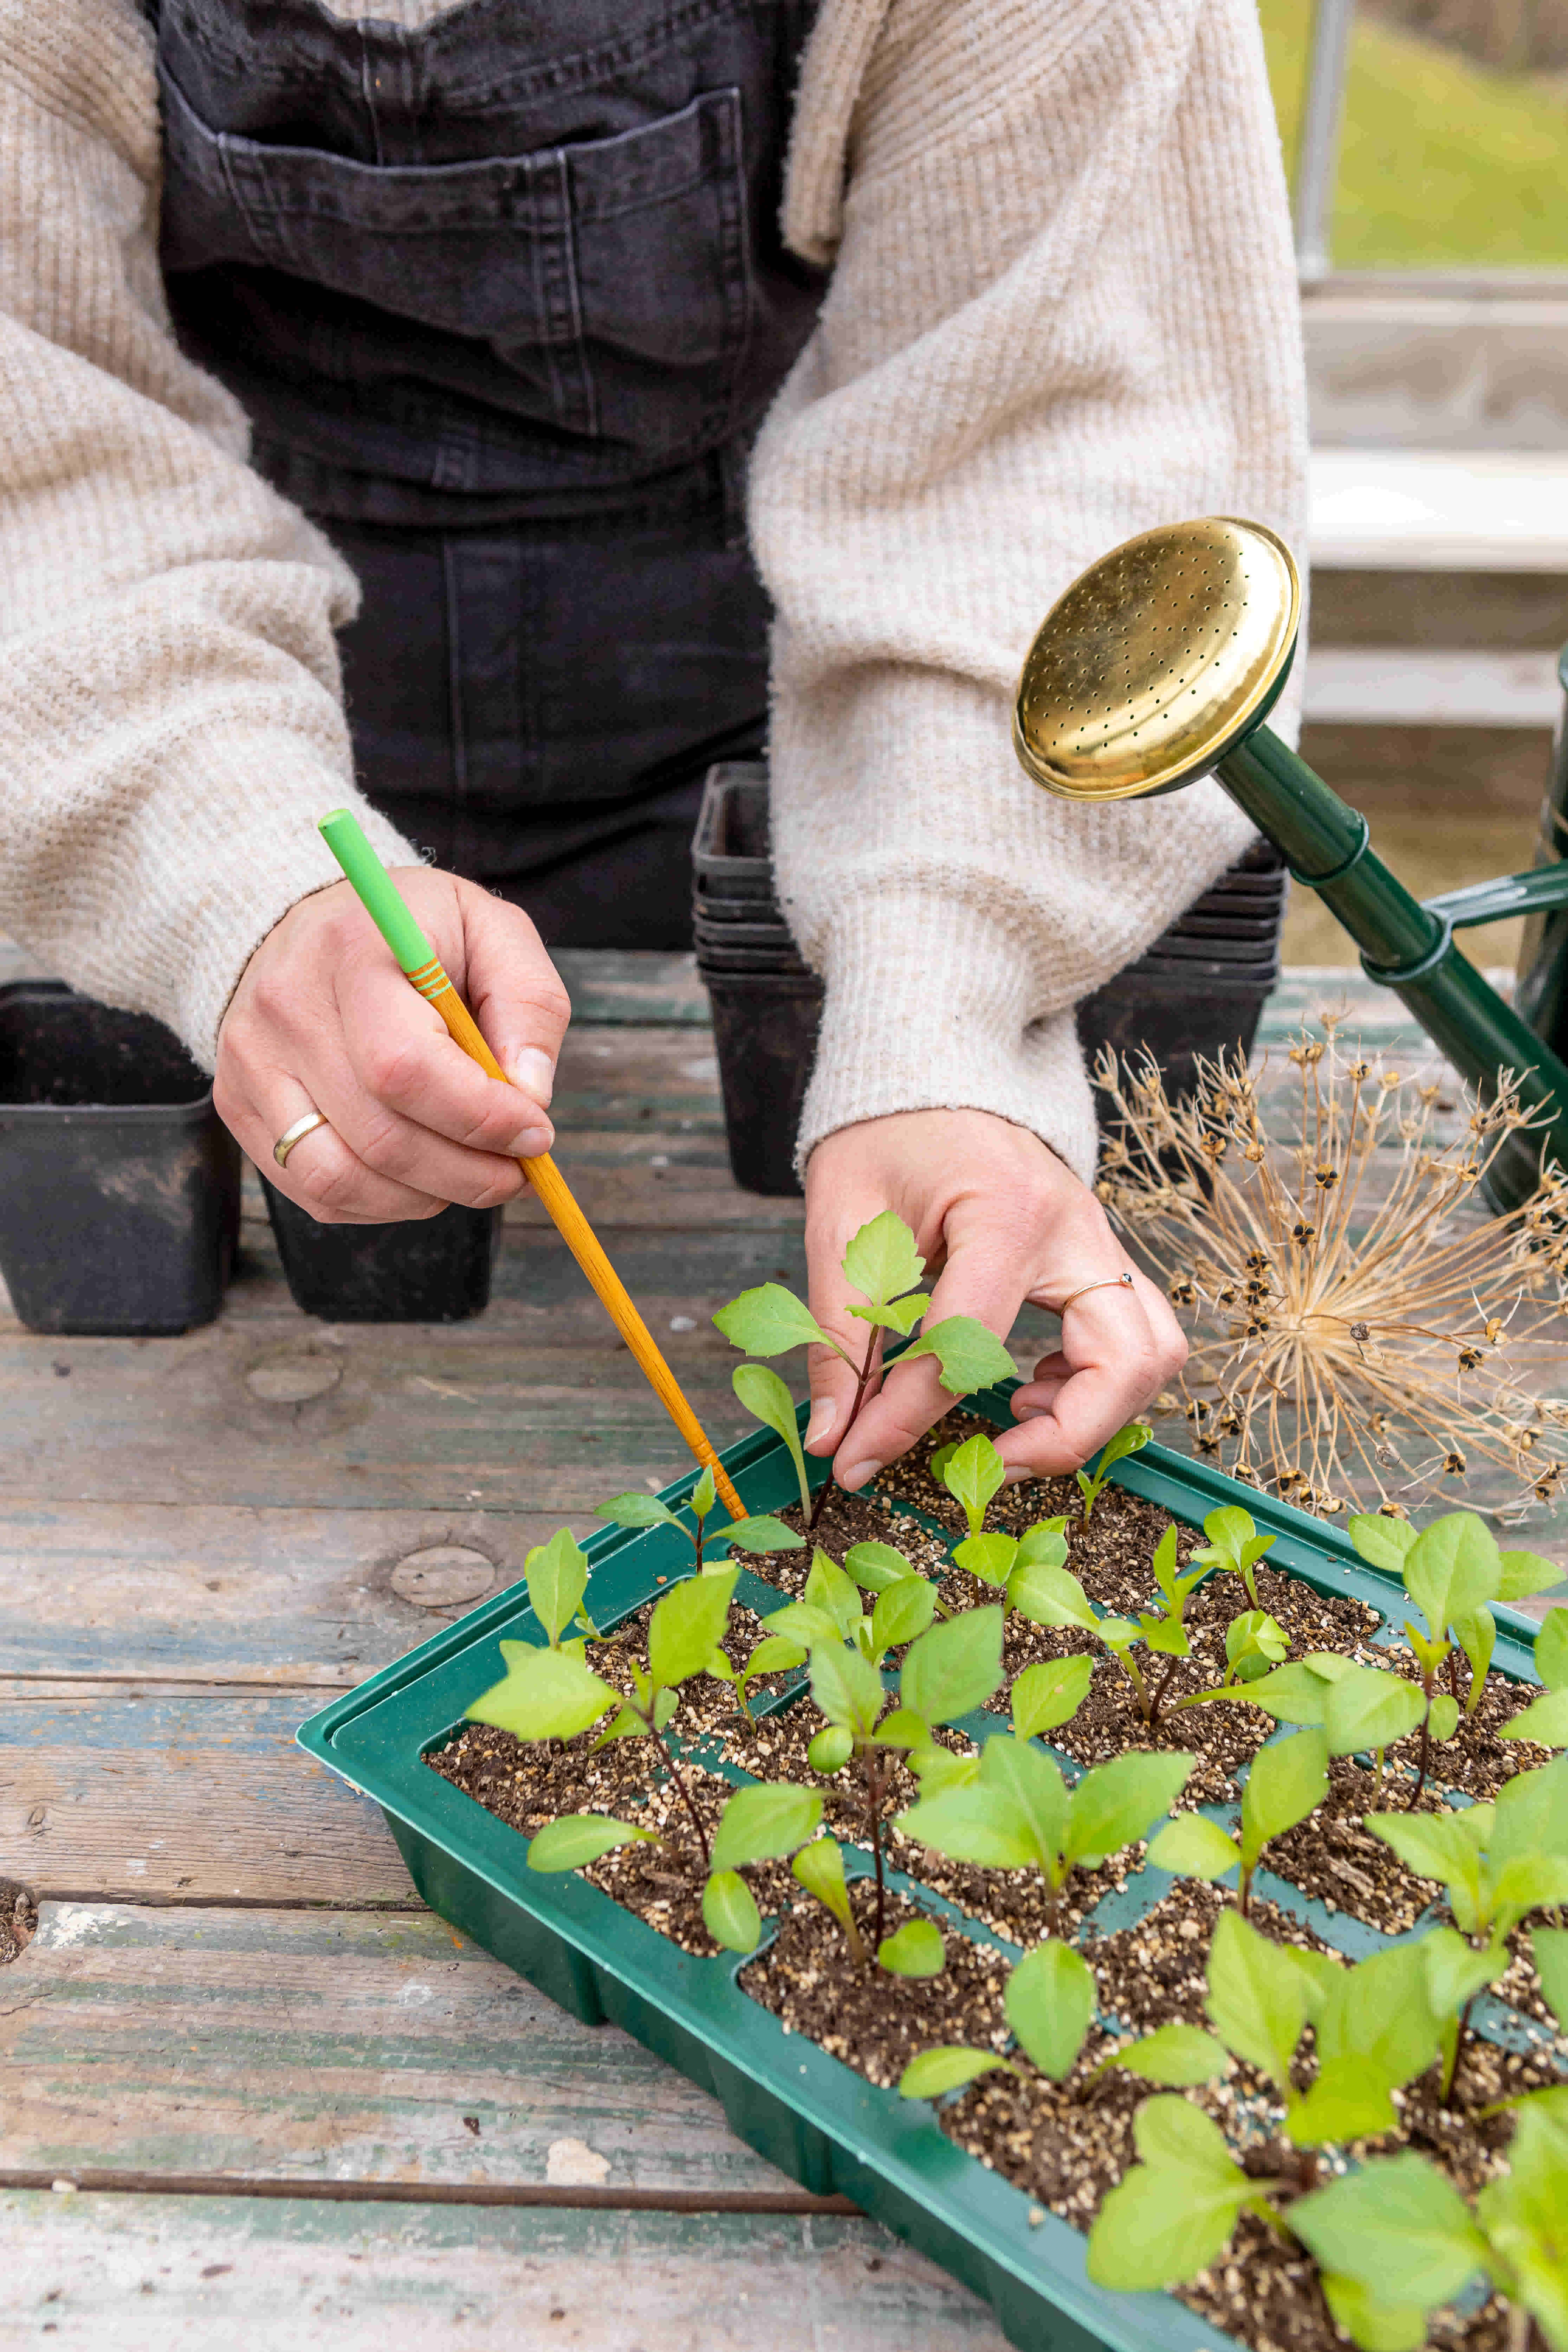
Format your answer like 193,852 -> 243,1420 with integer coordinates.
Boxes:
215,869 -> 571,1221
800,1108 -> 1186,1493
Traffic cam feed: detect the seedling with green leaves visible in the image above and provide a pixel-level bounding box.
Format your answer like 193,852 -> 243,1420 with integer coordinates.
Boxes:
1242,1647 -> 1426,1807
597,1465 -> 801,1576
792,1602 -> 1005,1949
763,1547 -> 938,1674
1076,1419 -> 1151,1522
1190,1503 -> 1276,1607
1147,1729 -> 1328,1916
1503,1605 -> 1568,1749
788,1835 -> 947,1978
512,1527 -> 600,1656
898,1933 -> 1102,2100
932,1431 -> 1075,1620
713,1211 -> 1015,1531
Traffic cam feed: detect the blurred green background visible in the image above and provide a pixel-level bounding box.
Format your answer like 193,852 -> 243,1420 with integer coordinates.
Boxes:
1261,0 -> 1568,266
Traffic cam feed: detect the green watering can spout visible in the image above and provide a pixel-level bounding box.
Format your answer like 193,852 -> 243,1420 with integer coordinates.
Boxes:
1012,516 -> 1568,1213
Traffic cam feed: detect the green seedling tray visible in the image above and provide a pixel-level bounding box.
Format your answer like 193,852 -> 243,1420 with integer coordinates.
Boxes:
298,1385 -> 1550,2352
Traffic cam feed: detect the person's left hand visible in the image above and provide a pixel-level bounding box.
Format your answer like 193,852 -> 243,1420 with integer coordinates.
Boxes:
799,1108 -> 1186,1495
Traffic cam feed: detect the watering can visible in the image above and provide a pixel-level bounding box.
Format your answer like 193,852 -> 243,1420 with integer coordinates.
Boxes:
1012,516 -> 1568,1213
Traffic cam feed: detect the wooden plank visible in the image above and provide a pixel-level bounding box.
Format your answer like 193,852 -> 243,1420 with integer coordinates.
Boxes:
0,1690 -> 411,1905
551,948 -> 711,1026
2,1902 -> 805,2197
2,2190 -> 1007,2350
0,1504 -> 577,1682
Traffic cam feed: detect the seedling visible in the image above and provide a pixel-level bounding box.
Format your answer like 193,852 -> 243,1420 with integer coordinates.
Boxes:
790,1836 -> 947,1976
1016,1536 -> 1203,1728
1243,1648 -> 1425,1807
897,1730 -> 1193,1941
732,1361 -> 815,1520
713,1211 -> 1015,1531
899,1935 -> 1099,2098
1147,1729 -> 1328,1915
597,1465 -> 801,1575
1503,1604 -> 1568,1749
1350,1509 -> 1563,1745
796,1603 -> 1005,1947
1364,1755 -> 1568,2099
1076,1420 -> 1151,1522
764,1547 -> 938,1672
514,1527 -> 600,1655
1190,1503 -> 1275,1607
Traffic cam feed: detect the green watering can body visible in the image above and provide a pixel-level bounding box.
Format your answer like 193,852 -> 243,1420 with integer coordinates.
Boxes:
1013,519 -> 1568,1214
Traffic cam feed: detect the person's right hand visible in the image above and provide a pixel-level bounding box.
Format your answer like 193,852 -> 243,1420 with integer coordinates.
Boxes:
214,868 -> 571,1222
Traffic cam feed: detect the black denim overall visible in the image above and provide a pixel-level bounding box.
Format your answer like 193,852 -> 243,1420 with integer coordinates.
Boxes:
149,0 -> 824,944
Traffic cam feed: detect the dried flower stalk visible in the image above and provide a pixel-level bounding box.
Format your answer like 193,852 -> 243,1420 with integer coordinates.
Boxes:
1092,1018 -> 1568,1516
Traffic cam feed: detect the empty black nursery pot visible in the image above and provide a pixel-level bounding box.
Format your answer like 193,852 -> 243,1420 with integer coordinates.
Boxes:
261,1181 -> 503,1323
0,981 -> 240,1335
692,764 -> 1287,1195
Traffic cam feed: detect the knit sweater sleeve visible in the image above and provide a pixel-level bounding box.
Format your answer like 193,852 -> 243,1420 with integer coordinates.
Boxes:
750,0 -> 1309,1183
0,0 -> 416,1069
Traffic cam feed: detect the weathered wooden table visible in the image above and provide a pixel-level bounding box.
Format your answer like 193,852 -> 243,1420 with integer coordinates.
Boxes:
2,959 -> 1563,2349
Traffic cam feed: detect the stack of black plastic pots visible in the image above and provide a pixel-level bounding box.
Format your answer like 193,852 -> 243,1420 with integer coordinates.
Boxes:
693,761 -> 1288,1197
692,762 -> 823,1197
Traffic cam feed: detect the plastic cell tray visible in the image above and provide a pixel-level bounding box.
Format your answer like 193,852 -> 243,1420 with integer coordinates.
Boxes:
298,1387 -> 1549,2352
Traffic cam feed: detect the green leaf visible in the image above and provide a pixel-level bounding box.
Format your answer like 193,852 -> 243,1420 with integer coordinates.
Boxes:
848,1289 -> 927,1336
527,1814 -> 655,1870
1016,1518 -> 1069,1569
807,1723 -> 854,1774
805,1548 -> 866,1639
941,1433 -> 1006,1539
1500,1550 -> 1568,1606
1503,1687 -> 1568,1747
1284,2055 -> 1401,2148
691,1466 -> 716,1522
1011,1654 -> 1094,1740
1140,1614 -> 1191,1660
731,1362 -> 811,1517
928,1441 -> 960,1488
1086,2100 -> 1253,2292
1290,2151 -> 1490,2311
899,1607 -> 1004,1729
979,1736 -> 1070,1872
791,1836 -> 855,1934
1348,1513 -> 1420,1575
1403,1512 -> 1502,1642
1147,1812 -> 1239,1883
714,1515 -> 804,1555
1006,1562 -> 1098,1635
1240,1729 -> 1328,1868
1240,1660 -> 1335,1724
1476,2100 -> 1568,2352
1363,1809 -> 1486,1909
467,1646 -> 620,1743
1492,1755 -> 1568,1865
1205,1907 -> 1308,2094
1428,1692 -> 1462,1743
1534,1926 -> 1568,2033
705,1647 -> 737,1683
841,1209 -> 925,1310
899,1315 -> 1017,1397
1063,1750 -> 1195,1870
844,1542 -> 920,1593
1489,1853 -> 1568,1942
1421,1924 -> 1503,2026
877,1918 -> 946,1977
909,1748 -> 980,1801
710,1783 -> 823,1873
1538,1607 -> 1568,1692
1096,2023 -> 1229,2087
648,1566 -> 738,1689
522,1528 -> 591,1645
1097,1420 -> 1153,1475
1005,1940 -> 1094,2080
896,1785 -> 1039,1872
596,1491 -> 681,1532
897,2047 -> 1011,2100
870,1576 -> 936,1654
739,1632 -> 807,1686
713,1282 -> 836,1359
701,1868 -> 762,1953
1318,2276 -> 1431,2352
953,1532 -> 1017,1589
1201,1504 -> 1263,1570
1226,1609 -> 1290,1673
809,1640 -> 885,1741
1324,1664 -> 1427,1759
1312,1940 -> 1441,2108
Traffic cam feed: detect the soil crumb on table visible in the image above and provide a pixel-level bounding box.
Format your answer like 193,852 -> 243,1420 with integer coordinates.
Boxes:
740,1882 -> 1010,2090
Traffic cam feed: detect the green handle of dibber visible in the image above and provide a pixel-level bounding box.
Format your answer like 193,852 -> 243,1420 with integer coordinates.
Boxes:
319,809 -> 435,975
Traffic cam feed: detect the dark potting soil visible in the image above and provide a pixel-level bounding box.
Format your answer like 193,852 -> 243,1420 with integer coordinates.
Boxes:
739,1881 -> 1011,2091
737,1490 -> 952,1596
1370,1647 -> 1554,1803
1261,1757 -> 1442,1934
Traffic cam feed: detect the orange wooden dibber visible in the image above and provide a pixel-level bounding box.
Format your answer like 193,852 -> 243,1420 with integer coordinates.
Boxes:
319,810 -> 745,1522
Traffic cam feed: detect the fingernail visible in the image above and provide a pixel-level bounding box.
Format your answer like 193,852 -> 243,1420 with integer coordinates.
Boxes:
1012,1403 -> 1046,1421
505,1046 -> 556,1109
510,1122 -> 553,1159
805,1402 -> 836,1448
840,1459 -> 881,1492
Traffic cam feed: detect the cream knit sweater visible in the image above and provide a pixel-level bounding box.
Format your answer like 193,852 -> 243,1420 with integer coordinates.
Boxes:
0,0 -> 1307,1184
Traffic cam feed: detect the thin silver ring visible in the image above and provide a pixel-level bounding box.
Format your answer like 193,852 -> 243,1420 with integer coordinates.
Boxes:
1057,1272 -> 1135,1316
273,1109 -> 330,1170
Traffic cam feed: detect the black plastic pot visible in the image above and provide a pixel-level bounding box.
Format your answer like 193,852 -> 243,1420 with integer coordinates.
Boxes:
1077,966 -> 1277,1099
0,981 -> 239,1335
700,970 -> 824,1197
261,1180 -> 502,1323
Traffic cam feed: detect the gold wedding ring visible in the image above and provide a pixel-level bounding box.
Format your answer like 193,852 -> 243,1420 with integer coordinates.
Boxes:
273,1109 -> 330,1170
1057,1272 -> 1135,1315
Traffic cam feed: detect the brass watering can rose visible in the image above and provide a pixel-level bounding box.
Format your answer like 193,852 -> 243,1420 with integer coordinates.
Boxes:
1010,516 -> 1568,1213
1012,518 -> 1300,802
